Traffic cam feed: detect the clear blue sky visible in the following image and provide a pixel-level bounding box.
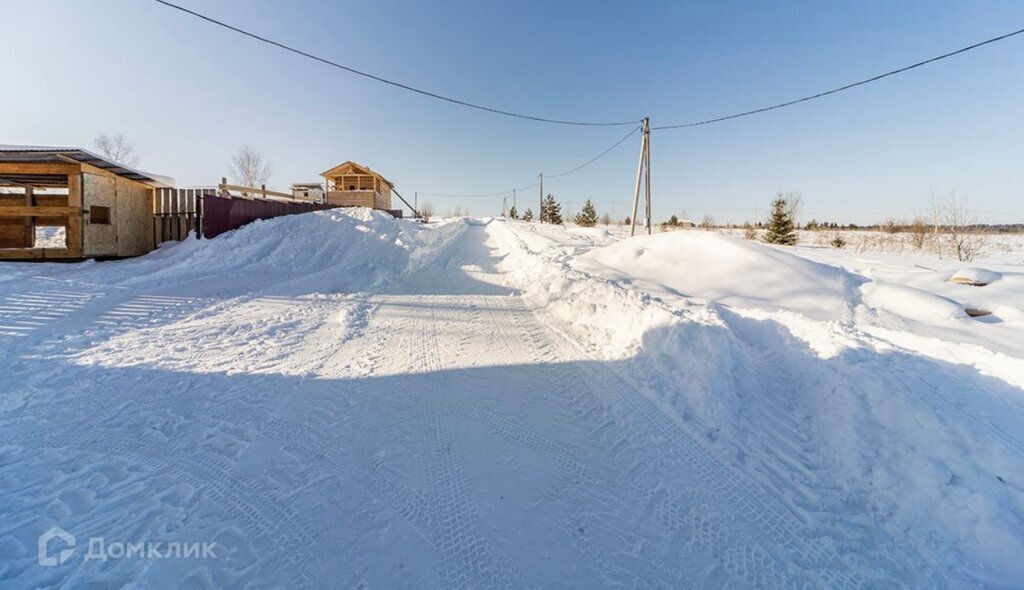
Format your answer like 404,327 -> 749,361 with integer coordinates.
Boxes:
3,0 -> 1023,224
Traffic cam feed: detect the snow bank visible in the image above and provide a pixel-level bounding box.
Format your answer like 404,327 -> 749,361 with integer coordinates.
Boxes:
496,221 -> 1024,584
575,231 -> 862,321
950,267 -> 1002,286
861,283 -> 968,323
63,209 -> 467,377
491,221 -> 745,429
116,208 -> 467,292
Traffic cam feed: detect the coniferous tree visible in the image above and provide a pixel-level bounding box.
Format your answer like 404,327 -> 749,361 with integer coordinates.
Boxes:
764,194 -> 798,245
509,205 -> 518,219
541,194 -> 562,224
574,199 -> 598,227
522,208 -> 533,222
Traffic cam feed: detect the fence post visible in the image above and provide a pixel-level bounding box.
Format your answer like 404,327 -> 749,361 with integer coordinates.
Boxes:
196,191 -> 204,239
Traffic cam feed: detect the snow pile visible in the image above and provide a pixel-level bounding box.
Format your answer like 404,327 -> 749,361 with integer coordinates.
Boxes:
491,222 -> 745,429
950,267 -> 1002,286
69,209 -> 467,375
575,231 -> 862,321
497,220 -> 1024,584
861,283 -> 968,323
119,208 -> 466,293
786,243 -> 1024,382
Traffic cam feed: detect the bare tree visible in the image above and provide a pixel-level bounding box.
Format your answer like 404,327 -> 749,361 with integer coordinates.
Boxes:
93,133 -> 139,167
418,200 -> 434,222
230,145 -> 273,189
781,191 -> 802,223
908,217 -> 929,250
880,218 -> 901,234
700,214 -> 716,229
932,193 -> 988,262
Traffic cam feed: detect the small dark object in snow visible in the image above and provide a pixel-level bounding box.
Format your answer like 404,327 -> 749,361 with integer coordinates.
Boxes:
964,307 -> 992,318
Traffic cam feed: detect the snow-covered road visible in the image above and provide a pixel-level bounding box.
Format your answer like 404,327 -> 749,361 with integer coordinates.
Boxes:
2,211 -> 1021,588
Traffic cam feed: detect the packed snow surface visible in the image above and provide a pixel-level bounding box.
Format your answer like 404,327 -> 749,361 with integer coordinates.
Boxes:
2,210 -> 1023,588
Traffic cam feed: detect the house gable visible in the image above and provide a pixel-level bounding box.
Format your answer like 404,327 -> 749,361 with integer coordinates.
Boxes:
320,161 -> 393,187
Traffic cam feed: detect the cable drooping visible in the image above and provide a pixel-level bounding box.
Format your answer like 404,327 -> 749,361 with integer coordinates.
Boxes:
652,26 -> 1024,130
418,125 -> 641,198
150,0 -> 640,128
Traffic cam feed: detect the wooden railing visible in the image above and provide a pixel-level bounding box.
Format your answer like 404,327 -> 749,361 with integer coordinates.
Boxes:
217,179 -> 317,203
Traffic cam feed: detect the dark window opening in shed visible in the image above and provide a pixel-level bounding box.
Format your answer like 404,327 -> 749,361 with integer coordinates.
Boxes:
90,206 -> 111,224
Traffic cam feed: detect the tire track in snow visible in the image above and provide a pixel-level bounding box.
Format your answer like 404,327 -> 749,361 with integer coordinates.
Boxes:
462,293 -> 804,588
367,289 -> 527,589
481,224 -> 896,586
442,254 -> 778,586
522,295 -> 885,588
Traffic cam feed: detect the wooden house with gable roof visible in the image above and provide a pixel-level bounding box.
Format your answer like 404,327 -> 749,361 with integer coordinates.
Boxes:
320,161 -> 393,211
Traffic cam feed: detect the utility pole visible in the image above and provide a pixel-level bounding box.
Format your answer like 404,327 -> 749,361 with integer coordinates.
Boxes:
502,196 -> 508,218
538,173 -> 544,223
415,191 -> 418,212
629,117 -> 652,236
512,188 -> 516,211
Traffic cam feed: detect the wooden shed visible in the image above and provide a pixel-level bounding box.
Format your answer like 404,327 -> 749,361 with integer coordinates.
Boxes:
0,145 -> 173,260
321,161 -> 393,210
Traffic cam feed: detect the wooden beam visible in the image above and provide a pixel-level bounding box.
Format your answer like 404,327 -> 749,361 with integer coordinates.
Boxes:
0,206 -> 81,217
80,163 -> 121,179
0,163 -> 80,176
218,183 -> 297,200
0,247 -> 83,260
0,249 -> 44,260
0,176 -> 36,188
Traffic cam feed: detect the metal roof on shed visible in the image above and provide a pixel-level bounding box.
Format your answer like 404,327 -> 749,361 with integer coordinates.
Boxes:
0,145 -> 174,188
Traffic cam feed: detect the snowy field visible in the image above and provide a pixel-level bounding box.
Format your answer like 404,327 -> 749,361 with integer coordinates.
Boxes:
2,209 -> 1023,588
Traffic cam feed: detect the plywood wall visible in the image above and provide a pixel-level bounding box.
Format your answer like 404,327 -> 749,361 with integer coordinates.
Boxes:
114,176 -> 154,256
83,173 -> 117,257
81,173 -> 154,257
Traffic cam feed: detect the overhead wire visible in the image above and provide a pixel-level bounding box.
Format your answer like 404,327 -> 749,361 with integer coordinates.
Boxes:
652,26 -> 1024,130
417,124 -> 641,198
148,2 -> 1024,215
150,0 -> 640,127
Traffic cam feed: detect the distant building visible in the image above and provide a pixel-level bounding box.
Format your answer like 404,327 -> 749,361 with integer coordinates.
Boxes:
290,182 -> 325,203
320,161 -> 393,210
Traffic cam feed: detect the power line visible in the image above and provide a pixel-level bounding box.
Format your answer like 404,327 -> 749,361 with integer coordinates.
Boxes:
150,0 -> 639,128
418,125 -> 641,198
417,182 -> 538,199
652,26 -> 1024,130
546,125 -> 642,178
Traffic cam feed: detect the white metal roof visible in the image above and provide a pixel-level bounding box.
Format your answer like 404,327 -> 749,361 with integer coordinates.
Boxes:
0,145 -> 175,188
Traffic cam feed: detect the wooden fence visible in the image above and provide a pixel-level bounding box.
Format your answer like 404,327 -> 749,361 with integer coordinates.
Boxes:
154,188 -> 215,246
